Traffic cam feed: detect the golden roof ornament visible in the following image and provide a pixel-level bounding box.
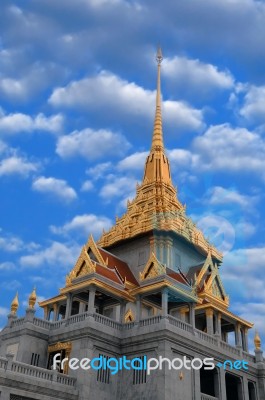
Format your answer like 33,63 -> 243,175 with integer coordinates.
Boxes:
11,292 -> 19,315
254,331 -> 261,349
28,287 -> 37,309
96,49 -> 223,262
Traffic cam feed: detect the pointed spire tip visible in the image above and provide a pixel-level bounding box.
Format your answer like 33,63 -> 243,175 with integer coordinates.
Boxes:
156,46 -> 163,65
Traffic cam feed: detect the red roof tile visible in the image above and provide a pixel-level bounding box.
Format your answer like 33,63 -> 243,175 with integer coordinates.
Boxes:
95,263 -> 123,285
98,248 -> 138,286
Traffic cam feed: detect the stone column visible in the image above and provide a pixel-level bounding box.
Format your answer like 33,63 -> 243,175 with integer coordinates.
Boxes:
120,301 -> 126,323
6,353 -> 14,370
0,391 -> 11,400
43,306 -> 49,320
222,331 -> 228,343
242,328 -> 249,352
53,303 -> 59,321
136,295 -> 142,322
25,307 -> 35,322
219,368 -> 227,400
189,303 -> 195,330
65,293 -> 73,319
206,308 -> 214,335
88,286 -> 96,314
235,323 -> 243,348
7,313 -> 17,327
215,311 -> 222,337
242,376 -> 250,400
161,288 -> 168,317
79,302 -> 86,314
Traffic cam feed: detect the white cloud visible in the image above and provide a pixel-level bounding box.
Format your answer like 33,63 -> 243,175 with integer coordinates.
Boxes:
0,140 -> 7,154
0,235 -> 23,253
20,241 -> 80,268
86,162 -> 112,180
0,306 -> 9,317
80,180 -> 94,192
205,186 -> 258,208
56,128 -> 130,160
0,156 -> 39,177
49,71 -> 205,132
32,176 -> 77,202
168,149 -> 194,169
239,85 -> 265,124
99,176 -> 137,200
191,123 -> 265,174
163,56 -> 234,94
117,151 -> 148,172
0,262 -> 16,270
50,213 -> 112,238
222,247 -> 265,300
0,111 -> 63,135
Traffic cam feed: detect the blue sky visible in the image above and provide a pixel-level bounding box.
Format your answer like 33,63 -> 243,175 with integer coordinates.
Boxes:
0,0 -> 265,350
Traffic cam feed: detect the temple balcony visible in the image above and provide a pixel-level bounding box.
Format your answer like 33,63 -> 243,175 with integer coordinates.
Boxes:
0,354 -> 78,400
3,311 -> 257,365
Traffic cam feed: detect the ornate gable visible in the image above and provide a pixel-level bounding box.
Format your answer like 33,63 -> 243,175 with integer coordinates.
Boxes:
139,252 -> 166,281
66,246 -> 96,286
195,252 -> 228,306
86,235 -> 106,266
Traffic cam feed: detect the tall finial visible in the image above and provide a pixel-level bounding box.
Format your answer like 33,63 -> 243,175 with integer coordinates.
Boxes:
28,287 -> 37,309
156,46 -> 163,64
151,46 -> 164,150
11,292 -> 19,315
254,331 -> 261,350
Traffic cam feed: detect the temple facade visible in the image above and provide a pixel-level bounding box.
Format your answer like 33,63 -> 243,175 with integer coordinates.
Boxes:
0,49 -> 264,400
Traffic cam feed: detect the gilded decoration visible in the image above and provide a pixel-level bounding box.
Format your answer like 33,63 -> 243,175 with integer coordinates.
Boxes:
48,342 -> 72,374
97,49 -> 222,263
10,292 -> 19,315
125,308 -> 135,323
48,341 -> 72,353
66,246 -> 96,286
195,252 -> 227,306
139,252 -> 166,281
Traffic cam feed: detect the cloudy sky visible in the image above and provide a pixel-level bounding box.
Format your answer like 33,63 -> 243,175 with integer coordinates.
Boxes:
0,0 -> 265,350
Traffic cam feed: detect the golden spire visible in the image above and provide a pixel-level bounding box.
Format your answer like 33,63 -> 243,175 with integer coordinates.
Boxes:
142,47 -> 172,185
152,46 -> 164,151
28,287 -> 37,309
11,292 -> 19,315
254,331 -> 261,349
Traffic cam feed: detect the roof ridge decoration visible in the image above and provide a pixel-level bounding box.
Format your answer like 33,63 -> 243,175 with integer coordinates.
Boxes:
97,49 -> 222,262
139,252 -> 166,281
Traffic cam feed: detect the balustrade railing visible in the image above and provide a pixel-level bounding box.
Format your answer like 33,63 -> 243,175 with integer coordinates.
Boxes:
0,360 -> 77,387
195,329 -> 218,346
242,350 -> 255,363
168,315 -> 193,333
6,311 -> 255,363
33,317 -> 51,330
220,341 -> 241,356
201,394 -> 219,400
139,315 -> 162,326
0,357 -> 8,369
93,313 -> 122,330
10,317 -> 25,328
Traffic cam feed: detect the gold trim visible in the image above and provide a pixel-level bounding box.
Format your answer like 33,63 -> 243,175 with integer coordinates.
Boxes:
125,308 -> 135,323
139,252 -> 166,281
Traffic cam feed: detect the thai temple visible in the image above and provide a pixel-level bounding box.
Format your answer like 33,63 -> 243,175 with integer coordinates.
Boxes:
0,49 -> 264,400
